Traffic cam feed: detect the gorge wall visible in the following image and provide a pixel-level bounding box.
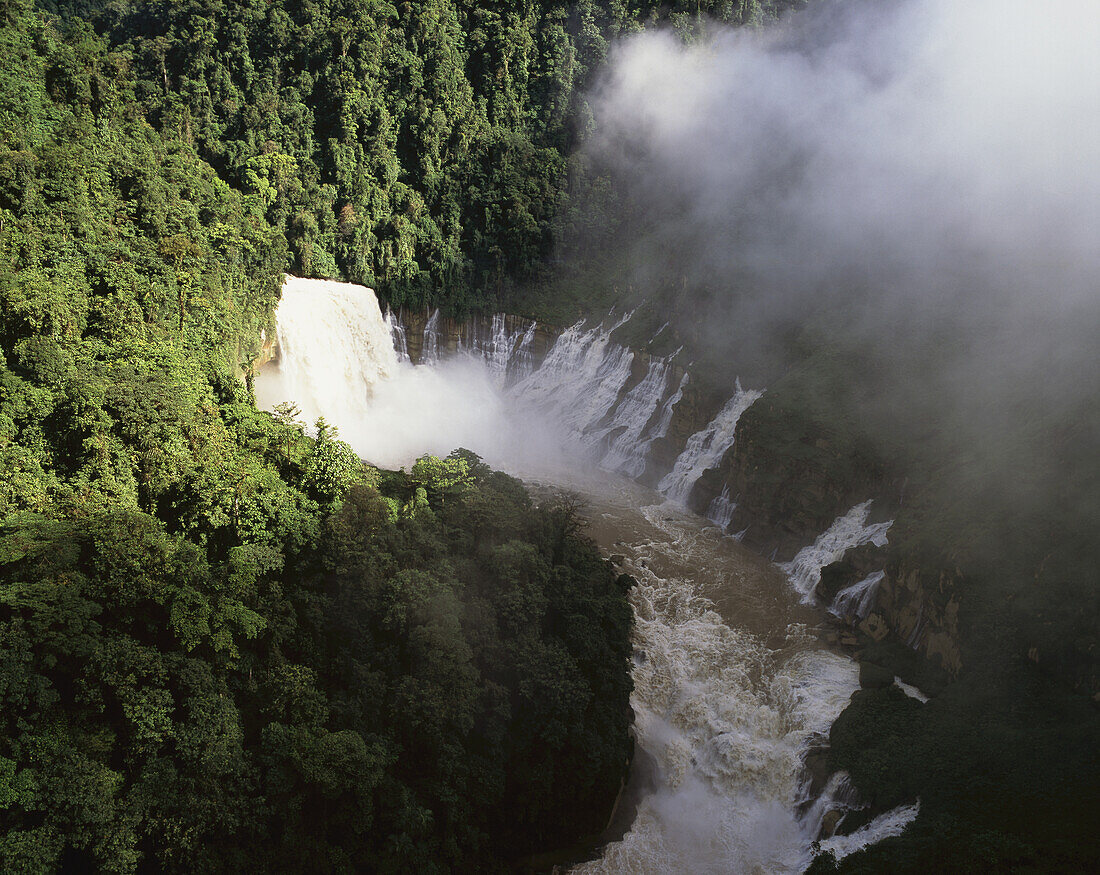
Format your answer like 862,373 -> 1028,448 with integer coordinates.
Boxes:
259,299 -> 969,682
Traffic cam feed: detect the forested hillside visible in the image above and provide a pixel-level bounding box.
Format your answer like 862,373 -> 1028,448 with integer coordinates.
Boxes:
0,1 -> 639,869
39,0 -> 803,312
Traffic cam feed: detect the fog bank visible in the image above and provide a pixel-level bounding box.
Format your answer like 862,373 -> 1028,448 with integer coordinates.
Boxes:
574,0 -> 1099,534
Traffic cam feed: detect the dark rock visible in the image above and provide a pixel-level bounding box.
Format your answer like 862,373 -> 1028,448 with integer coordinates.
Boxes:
859,661 -> 894,689
821,809 -> 844,838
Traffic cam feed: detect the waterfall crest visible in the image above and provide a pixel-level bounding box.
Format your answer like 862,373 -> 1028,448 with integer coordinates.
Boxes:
254,276 -> 398,438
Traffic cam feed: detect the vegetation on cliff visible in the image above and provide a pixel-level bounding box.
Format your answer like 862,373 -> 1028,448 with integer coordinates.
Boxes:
0,3 -> 635,869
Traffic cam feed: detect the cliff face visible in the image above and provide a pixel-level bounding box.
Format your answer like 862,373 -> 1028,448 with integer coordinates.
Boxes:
702,394 -> 964,677
265,306 -> 1092,693
395,308 -> 557,366
381,309 -> 968,677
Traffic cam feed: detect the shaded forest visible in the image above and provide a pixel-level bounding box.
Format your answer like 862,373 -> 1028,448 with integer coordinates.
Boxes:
0,0 -> 672,868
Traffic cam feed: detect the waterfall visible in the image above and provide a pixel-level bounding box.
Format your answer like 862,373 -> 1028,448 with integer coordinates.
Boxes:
256,278 -> 550,471
512,320 -> 637,443
798,771 -> 863,841
460,313 -> 538,387
421,309 -> 442,363
642,372 -> 688,454
781,502 -> 893,603
893,677 -> 930,703
509,322 -> 538,383
254,276 -> 399,439
705,485 -> 737,532
596,357 -> 675,477
816,801 -> 921,863
829,570 -> 886,622
257,279 -> 918,871
384,308 -> 409,362
658,380 -> 763,506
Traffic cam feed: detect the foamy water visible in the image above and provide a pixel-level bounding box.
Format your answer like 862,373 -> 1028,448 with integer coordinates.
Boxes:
574,497 -> 860,873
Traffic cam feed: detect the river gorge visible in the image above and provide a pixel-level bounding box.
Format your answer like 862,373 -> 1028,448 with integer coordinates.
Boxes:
255,276 -> 923,872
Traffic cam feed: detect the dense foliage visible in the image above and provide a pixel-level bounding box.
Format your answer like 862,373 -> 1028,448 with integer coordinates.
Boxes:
0,2 -> 636,870
0,442 -> 635,872
37,0 -> 803,313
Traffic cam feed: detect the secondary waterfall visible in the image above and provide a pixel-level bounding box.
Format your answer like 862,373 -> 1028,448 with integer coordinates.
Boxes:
421,309 -> 442,364
594,357 -> 675,478
512,319 -> 638,443
459,313 -> 538,386
658,380 -> 764,506
781,502 -> 893,603
706,485 -> 738,532
256,278 -> 918,871
829,570 -> 887,622
384,308 -> 409,362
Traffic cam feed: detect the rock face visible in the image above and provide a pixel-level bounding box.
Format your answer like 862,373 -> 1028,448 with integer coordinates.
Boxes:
284,304 -> 969,678
394,308 -> 557,368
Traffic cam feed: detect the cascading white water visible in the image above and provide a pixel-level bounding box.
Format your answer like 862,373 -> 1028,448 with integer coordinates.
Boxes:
254,277 -> 399,438
421,309 -> 442,363
816,801 -> 921,863
512,319 -> 637,443
573,500 -> 862,874
893,677 -> 930,703
258,280 -> 919,871
595,357 -> 674,476
510,322 -> 538,382
511,320 -> 687,480
781,502 -> 893,603
257,279 -> 560,471
706,484 -> 738,532
384,308 -> 409,362
460,313 -> 538,387
829,570 -> 886,622
633,372 -> 689,474
658,380 -> 764,506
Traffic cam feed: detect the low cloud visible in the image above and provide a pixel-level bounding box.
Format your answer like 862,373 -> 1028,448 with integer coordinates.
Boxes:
573,0 -> 1099,528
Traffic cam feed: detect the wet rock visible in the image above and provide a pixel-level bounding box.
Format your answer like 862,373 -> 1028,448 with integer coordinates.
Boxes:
859,661 -> 894,689
821,809 -> 844,838
860,613 -> 889,642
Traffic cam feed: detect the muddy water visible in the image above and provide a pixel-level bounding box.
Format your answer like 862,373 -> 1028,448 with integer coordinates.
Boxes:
532,474 -> 859,874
